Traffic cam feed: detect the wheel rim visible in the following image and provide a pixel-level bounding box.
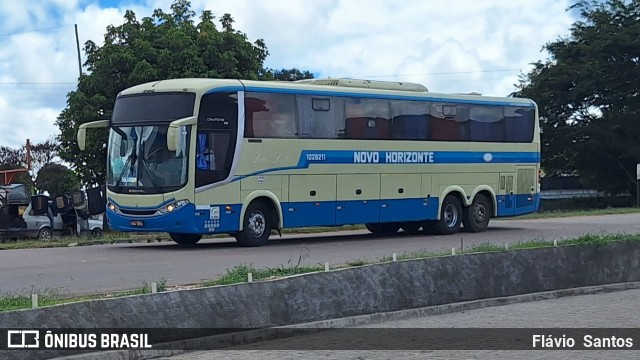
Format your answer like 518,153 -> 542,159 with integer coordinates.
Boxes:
443,204 -> 459,228
40,230 -> 51,241
247,211 -> 266,238
473,203 -> 487,224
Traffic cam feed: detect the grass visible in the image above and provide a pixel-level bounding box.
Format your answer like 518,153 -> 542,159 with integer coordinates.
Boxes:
3,231 -> 636,312
0,278 -> 168,312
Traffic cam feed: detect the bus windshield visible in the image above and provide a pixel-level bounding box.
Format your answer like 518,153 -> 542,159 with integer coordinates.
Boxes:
107,125 -> 190,193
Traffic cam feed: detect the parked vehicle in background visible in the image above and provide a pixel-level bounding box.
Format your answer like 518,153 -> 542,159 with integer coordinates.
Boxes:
0,184 -> 104,241
22,202 -> 103,241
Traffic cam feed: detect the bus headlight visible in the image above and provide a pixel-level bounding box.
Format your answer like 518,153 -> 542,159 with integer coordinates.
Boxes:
107,202 -> 120,214
159,200 -> 190,214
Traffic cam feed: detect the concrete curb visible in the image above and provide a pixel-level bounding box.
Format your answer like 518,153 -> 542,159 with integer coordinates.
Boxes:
58,281 -> 640,360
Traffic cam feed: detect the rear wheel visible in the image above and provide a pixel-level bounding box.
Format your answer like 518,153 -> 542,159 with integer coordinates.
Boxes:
235,201 -> 274,247
170,233 -> 202,246
434,195 -> 463,235
462,194 -> 491,232
38,227 -> 53,242
365,223 -> 400,235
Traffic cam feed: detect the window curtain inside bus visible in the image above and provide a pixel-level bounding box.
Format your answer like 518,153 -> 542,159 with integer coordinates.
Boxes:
196,133 -> 207,170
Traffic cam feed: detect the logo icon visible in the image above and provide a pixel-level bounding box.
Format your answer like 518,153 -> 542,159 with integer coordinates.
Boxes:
7,330 -> 40,348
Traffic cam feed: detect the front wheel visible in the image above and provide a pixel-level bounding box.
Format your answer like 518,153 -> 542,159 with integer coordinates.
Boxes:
434,195 -> 462,235
235,201 -> 274,247
462,194 -> 491,232
170,233 -> 202,246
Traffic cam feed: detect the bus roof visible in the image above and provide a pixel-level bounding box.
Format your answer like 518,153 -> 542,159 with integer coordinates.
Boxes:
118,78 -> 535,107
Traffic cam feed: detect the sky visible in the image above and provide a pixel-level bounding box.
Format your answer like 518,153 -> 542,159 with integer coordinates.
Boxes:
0,0 -> 577,150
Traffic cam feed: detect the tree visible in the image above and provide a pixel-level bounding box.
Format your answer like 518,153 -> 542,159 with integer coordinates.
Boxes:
514,0 -> 640,196
35,164 -> 81,196
0,139 -> 60,191
267,68 -> 315,81
56,0 -> 273,185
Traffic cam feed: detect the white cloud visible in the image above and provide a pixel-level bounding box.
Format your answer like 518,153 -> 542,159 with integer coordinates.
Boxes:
0,0 -> 575,150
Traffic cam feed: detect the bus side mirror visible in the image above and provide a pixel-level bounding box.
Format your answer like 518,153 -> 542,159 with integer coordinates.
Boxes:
77,120 -> 111,151
167,127 -> 178,152
167,117 -> 197,152
78,127 -> 87,151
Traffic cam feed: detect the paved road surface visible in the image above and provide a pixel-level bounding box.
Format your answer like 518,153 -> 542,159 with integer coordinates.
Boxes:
156,289 -> 640,360
1,213 -> 639,295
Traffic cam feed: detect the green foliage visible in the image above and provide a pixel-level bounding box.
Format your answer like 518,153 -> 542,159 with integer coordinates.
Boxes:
35,163 -> 81,196
55,0 -> 273,185
515,0 -> 640,196
0,139 -> 62,192
266,68 -> 315,81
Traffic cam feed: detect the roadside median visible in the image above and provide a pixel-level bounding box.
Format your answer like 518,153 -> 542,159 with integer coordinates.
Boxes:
1,236 -> 639,359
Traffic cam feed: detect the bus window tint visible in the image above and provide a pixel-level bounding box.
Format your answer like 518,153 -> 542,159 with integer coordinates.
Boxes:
389,100 -> 430,140
468,105 -> 505,142
245,93 -> 296,138
430,103 -> 467,141
297,96 -> 345,138
345,98 -> 390,139
505,107 -> 535,142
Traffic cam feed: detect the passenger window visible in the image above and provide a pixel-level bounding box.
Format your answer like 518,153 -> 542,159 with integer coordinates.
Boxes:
297,95 -> 345,138
430,103 -> 467,141
345,98 -> 390,139
389,100 -> 430,140
245,92 -> 297,138
468,105 -> 505,142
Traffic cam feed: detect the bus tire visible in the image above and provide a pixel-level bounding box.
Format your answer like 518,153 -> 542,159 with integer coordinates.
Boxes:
365,223 -> 400,235
235,201 -> 272,247
170,233 -> 202,246
462,194 -> 491,232
434,195 -> 462,235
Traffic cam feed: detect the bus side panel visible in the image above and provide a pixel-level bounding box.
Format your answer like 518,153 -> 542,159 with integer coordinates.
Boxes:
420,174 -> 439,220
380,174 -> 428,222
284,175 -> 336,227
336,174 -> 381,225
496,173 -> 516,216
514,166 -> 538,215
193,181 -> 243,233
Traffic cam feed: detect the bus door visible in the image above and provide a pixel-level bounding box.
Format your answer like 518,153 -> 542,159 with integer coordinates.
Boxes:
515,166 -> 537,214
498,173 -> 515,216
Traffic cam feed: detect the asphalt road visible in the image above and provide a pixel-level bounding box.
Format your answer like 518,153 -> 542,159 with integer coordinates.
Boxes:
1,213 -> 639,296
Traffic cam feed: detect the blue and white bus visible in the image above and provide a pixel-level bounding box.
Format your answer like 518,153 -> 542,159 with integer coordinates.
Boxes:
78,78 -> 540,246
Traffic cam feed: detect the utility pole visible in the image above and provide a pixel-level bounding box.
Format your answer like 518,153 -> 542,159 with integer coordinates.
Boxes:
26,139 -> 31,171
75,24 -> 82,78
637,164 -> 640,207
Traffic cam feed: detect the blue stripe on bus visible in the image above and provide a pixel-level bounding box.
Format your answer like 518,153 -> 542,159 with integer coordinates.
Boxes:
234,150 -> 540,180
106,194 -> 540,233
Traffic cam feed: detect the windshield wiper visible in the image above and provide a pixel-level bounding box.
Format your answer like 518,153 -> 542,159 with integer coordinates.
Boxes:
138,139 -> 158,187
115,141 -> 137,188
